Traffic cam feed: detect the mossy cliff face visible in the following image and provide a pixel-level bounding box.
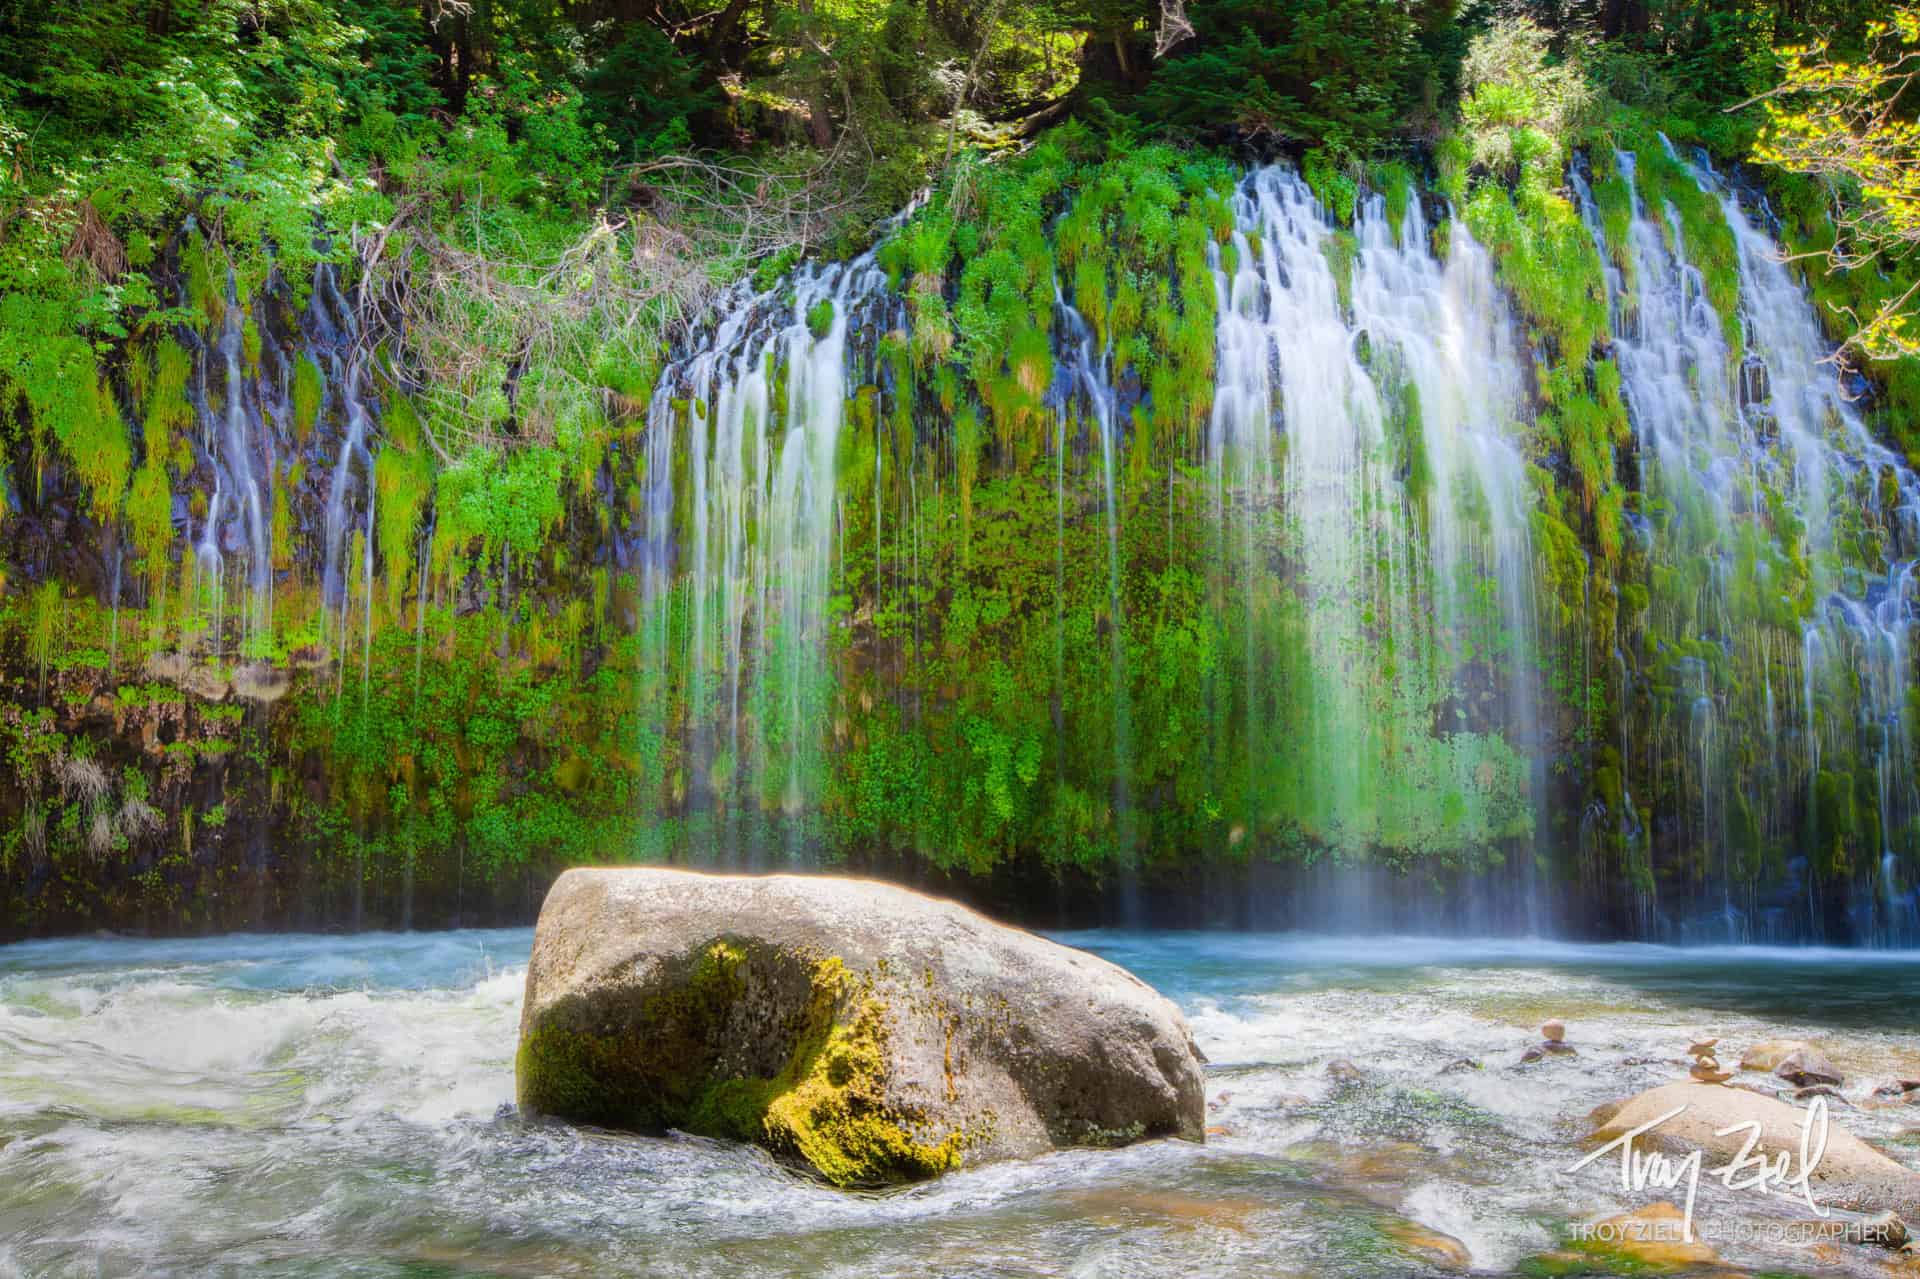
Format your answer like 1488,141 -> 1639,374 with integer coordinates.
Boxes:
2,128 -> 1918,940
514,868 -> 1207,1185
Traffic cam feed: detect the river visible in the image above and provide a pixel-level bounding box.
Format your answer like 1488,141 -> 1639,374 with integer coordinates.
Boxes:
3,930 -> 1918,1276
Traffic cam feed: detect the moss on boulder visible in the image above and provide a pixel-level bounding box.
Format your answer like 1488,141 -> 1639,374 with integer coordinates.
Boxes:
516,868 -> 1206,1187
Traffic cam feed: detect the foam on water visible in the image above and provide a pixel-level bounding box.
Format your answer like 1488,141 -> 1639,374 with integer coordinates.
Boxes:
3,929 -> 1918,1277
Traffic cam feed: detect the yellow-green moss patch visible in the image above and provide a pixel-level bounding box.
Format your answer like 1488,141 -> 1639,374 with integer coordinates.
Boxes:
518,942 -> 973,1189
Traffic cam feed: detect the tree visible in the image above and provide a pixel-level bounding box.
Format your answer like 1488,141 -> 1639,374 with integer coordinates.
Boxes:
1753,9 -> 1920,358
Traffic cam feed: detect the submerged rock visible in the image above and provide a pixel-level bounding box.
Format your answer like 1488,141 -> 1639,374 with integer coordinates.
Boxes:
1548,1202 -> 1717,1271
1383,1218 -> 1471,1269
1589,1082 -> 1920,1215
515,868 -> 1206,1187
1327,1058 -> 1366,1084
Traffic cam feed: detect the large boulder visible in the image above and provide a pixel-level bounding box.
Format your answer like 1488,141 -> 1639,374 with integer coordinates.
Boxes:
1588,1082 -> 1920,1215
515,868 -> 1207,1187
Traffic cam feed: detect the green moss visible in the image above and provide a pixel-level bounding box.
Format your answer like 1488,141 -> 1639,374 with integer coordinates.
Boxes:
51,374 -> 132,523
126,458 -> 173,573
1323,229 -> 1359,317
1370,159 -> 1415,241
375,438 -> 434,609
807,297 -> 835,340
1303,148 -> 1358,225
291,356 -> 322,442
697,955 -> 968,1187
1633,145 -> 1741,352
1588,172 -> 1634,283
1464,179 -> 1607,366
518,944 -> 969,1188
144,338 -> 193,462
182,236 -> 225,329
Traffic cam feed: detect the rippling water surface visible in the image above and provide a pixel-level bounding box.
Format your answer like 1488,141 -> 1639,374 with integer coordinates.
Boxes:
4,929 -> 1919,1277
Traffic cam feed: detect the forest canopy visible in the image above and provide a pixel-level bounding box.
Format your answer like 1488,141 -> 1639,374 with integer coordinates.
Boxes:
0,0 -> 1912,452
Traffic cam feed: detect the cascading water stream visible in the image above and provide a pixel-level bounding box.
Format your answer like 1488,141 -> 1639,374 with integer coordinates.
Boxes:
314,262 -> 378,689
642,251 -> 895,855
613,154 -> 1917,936
1577,141 -> 1920,940
1053,282 -> 1136,887
183,274 -> 275,653
1205,167 -> 1541,922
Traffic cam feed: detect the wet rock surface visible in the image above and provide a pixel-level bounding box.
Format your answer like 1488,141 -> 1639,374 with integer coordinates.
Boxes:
1591,1081 -> 1920,1216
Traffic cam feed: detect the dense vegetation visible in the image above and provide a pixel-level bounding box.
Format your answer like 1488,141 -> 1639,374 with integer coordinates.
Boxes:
3,0 -> 1919,936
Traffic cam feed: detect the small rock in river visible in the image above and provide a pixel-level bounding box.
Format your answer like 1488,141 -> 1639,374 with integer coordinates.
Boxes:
1775,1046 -> 1843,1089
1326,1058 -> 1365,1085
1792,1084 -> 1846,1104
1874,1079 -> 1920,1099
1559,1202 -> 1717,1270
1741,1038 -> 1811,1072
1384,1218 -> 1471,1270
1843,1210 -> 1908,1249
1438,1057 -> 1481,1075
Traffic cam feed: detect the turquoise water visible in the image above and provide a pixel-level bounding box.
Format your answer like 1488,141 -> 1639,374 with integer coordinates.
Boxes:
3,930 -> 1918,1277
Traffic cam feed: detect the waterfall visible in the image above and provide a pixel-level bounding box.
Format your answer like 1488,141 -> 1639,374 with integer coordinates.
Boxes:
182,277 -> 275,653
1054,282 -> 1135,878
609,152 -> 1919,934
642,251 -> 896,853
1577,143 -> 1920,941
1201,167 -> 1539,910
315,265 -> 373,628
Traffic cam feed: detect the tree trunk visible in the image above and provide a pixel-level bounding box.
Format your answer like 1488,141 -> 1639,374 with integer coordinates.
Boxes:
1600,0 -> 1649,37
798,0 -> 833,148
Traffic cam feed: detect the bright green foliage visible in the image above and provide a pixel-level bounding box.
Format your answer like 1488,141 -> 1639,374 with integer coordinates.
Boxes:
1304,149 -> 1360,225
125,460 -> 173,574
807,298 -> 836,340
144,339 -> 193,465
1753,10 -> 1920,360
291,357 -> 323,443
434,445 -> 568,569
375,436 -> 433,612
1455,18 -> 1596,184
1625,131 -> 1744,348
